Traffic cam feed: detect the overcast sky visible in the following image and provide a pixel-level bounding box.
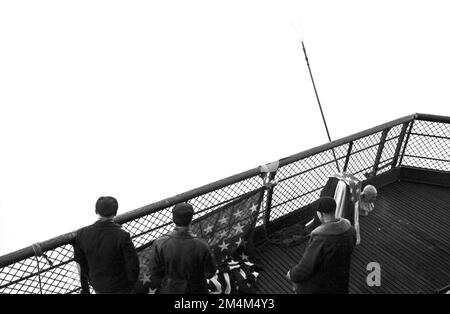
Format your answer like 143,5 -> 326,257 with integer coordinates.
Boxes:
1,0 -> 449,256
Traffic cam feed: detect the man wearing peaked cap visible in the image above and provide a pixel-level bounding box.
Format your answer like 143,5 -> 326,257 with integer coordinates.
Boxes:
149,202 -> 217,294
286,196 -> 357,294
172,203 -> 195,226
74,196 -> 140,294
314,196 -> 337,213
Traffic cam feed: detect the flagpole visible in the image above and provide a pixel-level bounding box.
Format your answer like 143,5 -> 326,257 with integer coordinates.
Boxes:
295,27 -> 341,172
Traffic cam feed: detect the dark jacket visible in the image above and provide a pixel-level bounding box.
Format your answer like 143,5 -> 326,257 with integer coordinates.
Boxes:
289,218 -> 356,294
150,226 -> 217,294
73,219 -> 140,294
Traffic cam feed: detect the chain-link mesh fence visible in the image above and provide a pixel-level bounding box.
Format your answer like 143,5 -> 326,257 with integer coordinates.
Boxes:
1,113 -> 448,293
0,173 -> 265,294
401,119 -> 450,171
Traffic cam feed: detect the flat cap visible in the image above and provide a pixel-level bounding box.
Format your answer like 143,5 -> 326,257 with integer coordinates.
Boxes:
314,196 -> 336,214
172,203 -> 194,226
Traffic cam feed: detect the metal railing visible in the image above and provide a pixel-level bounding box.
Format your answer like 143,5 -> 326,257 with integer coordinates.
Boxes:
0,113 -> 449,293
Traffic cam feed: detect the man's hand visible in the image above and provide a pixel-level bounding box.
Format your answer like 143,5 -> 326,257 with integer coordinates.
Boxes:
286,270 -> 298,293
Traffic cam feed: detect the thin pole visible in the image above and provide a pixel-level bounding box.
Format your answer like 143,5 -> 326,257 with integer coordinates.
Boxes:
301,41 -> 331,142
300,39 -> 340,172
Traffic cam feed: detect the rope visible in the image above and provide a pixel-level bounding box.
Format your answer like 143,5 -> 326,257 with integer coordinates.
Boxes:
32,243 -> 43,294
261,218 -> 310,248
31,243 -> 54,294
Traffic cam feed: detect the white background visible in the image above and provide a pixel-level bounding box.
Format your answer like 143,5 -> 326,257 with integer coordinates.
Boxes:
0,0 -> 448,256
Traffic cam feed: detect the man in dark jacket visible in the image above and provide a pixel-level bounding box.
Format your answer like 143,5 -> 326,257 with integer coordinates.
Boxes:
74,196 -> 140,294
287,196 -> 356,294
149,203 -> 217,294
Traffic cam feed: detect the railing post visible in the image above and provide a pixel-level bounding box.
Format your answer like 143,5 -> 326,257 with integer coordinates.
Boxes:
343,141 -> 353,172
391,122 -> 409,169
398,120 -> 415,167
372,128 -> 389,176
263,171 -> 277,228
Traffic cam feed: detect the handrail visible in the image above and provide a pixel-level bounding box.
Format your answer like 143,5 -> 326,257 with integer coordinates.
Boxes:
0,166 -> 261,268
278,114 -> 417,168
115,167 -> 261,224
0,113 -> 450,291
0,113 -> 418,268
0,232 -> 77,268
415,113 -> 450,123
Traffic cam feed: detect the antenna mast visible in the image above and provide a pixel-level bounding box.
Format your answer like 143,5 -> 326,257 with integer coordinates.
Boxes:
294,24 -> 341,172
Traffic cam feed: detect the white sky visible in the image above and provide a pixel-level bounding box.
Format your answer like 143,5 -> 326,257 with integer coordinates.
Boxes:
0,0 -> 449,256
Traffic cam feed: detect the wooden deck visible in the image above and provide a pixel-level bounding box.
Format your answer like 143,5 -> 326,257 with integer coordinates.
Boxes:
255,181 -> 450,294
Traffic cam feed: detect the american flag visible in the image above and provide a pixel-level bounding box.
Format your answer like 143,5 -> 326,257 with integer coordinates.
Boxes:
190,187 -> 265,262
191,187 -> 265,294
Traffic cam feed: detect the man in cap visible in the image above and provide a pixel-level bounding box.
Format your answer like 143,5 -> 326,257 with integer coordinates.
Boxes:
73,196 -> 140,294
286,196 -> 357,294
149,202 -> 217,294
